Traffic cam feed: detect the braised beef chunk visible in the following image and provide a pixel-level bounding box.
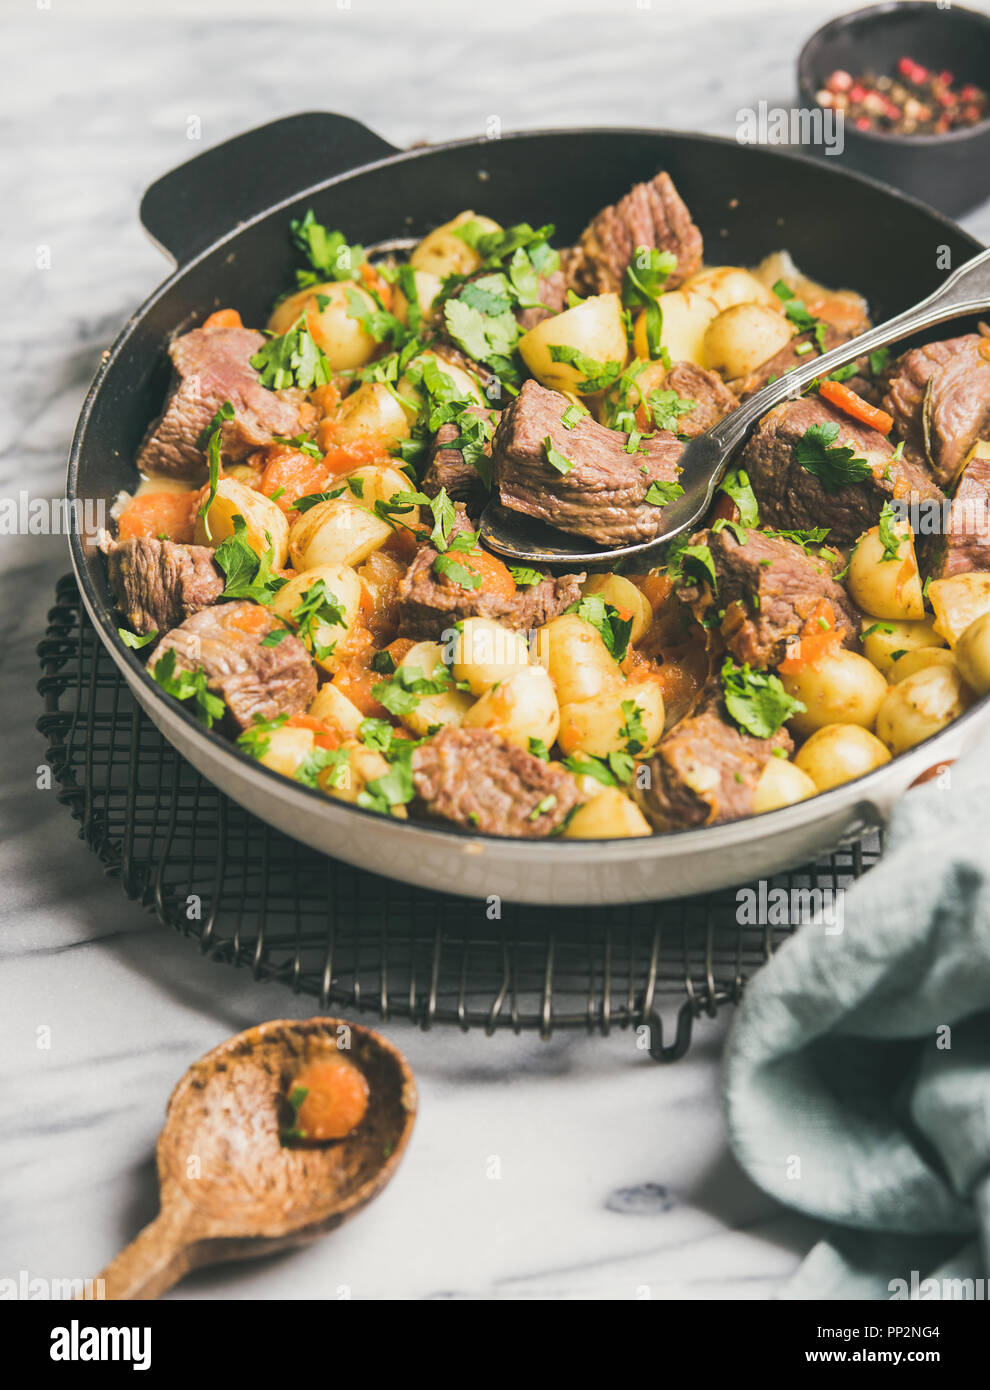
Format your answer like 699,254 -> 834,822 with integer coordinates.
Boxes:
412,725 -> 582,837
516,269 -> 568,332
420,406 -> 498,514
683,526 -> 861,668
928,448 -> 990,579
920,341 -> 990,486
397,538 -> 584,641
881,329 -> 990,477
102,536 -> 224,636
493,380 -> 684,546
664,362 -> 739,437
136,326 -> 306,479
635,700 -> 792,830
739,395 -> 944,545
562,171 -> 703,297
148,601 -> 316,731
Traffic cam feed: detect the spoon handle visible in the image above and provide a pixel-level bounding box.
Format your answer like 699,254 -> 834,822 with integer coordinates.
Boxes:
709,246 -> 990,458
91,1205 -> 198,1300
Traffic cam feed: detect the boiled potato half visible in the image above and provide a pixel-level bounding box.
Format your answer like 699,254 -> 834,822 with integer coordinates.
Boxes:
269,562 -> 362,674
563,787 -> 651,839
702,303 -> 792,380
395,641 -> 474,738
519,294 -> 627,394
330,383 -> 414,449
462,665 -> 560,751
194,477 -> 289,568
557,682 -> 664,759
794,724 -> 891,792
409,212 -> 501,279
860,617 -> 946,677
875,664 -> 973,754
581,573 -> 653,644
449,617 -> 531,696
289,496 -> 392,571
954,610 -> 990,696
535,612 -> 622,706
847,519 -> 924,620
752,756 -> 817,812
929,572 -> 990,646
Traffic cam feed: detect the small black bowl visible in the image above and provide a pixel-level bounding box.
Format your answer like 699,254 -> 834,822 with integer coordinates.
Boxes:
798,1 -> 990,216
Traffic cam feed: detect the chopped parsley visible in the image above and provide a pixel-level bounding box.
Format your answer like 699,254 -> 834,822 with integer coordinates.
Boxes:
151,648 -> 225,729
772,279 -> 827,352
718,467 -> 760,528
528,794 -> 558,821
118,626 -> 158,650
648,389 -> 696,434
528,737 -> 550,762
236,711 -> 289,759
644,478 -> 685,507
214,515 -> 286,604
622,246 -> 677,358
372,663 -> 454,718
565,594 -> 633,663
292,485 -> 348,512
563,752 -> 633,787
543,436 -> 574,475
671,541 -> 717,591
290,579 -> 348,661
720,658 -> 805,739
794,422 -> 872,494
877,502 -> 903,562
860,621 -> 895,641
434,552 -> 481,590
561,403 -> 586,429
297,745 -> 351,791
548,344 -> 623,394
619,699 -> 648,755
289,210 -> 364,285
764,526 -> 831,551
250,316 -> 333,391
195,398 -> 235,539
868,347 -> 891,376
509,565 -> 543,588
271,432 -> 323,459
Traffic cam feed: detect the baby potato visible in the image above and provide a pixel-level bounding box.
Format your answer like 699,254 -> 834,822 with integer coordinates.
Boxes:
257,725 -> 315,779
393,267 -> 443,324
463,665 -> 560,751
535,612 -> 622,706
954,610 -> 990,696
581,573 -> 652,644
875,664 -> 973,755
330,383 -> 414,449
562,787 -> 652,839
702,303 -> 793,380
409,212 -> 501,278
860,616 -> 946,676
888,647 -> 957,685
780,648 -> 889,736
267,280 -> 378,370
397,349 -> 487,409
928,571 -> 990,646
557,682 -> 664,759
634,288 -> 718,366
519,294 -> 627,395
449,617 -> 531,695
269,563 -> 362,674
682,265 -> 779,312
308,682 -> 364,738
289,496 -> 392,570
752,756 -> 818,812
342,463 -> 418,513
847,520 -> 924,620
194,477 -> 289,568
318,740 -> 406,818
794,724 -> 891,792
396,641 -> 474,738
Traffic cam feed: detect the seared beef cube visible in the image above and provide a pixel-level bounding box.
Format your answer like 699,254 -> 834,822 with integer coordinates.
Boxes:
396,537 -> 584,641
420,406 -> 499,515
103,536 -> 224,636
635,700 -> 792,831
562,171 -> 703,296
493,380 -> 684,546
683,526 -> 860,668
412,725 -> 582,837
928,448 -> 990,579
881,330 -> 989,474
516,269 -> 568,332
137,325 -> 306,479
148,601 -> 316,730
918,341 -> 990,486
663,362 -> 739,437
739,395 -> 944,546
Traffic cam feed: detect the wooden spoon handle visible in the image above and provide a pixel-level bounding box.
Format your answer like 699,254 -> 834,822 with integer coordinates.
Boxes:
93,1206 -> 199,1301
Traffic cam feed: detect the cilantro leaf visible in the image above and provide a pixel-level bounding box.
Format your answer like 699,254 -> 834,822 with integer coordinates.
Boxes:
290,579 -> 348,661
236,711 -> 289,759
720,657 -> 805,739
565,594 -> 633,663
794,422 -> 872,494
718,466 -> 760,528
548,344 -> 623,393
372,663 -> 453,717
289,210 -> 363,283
622,246 -> 677,358
297,746 -> 351,791
250,317 -> 332,391
151,648 -> 225,728
214,515 -> 286,604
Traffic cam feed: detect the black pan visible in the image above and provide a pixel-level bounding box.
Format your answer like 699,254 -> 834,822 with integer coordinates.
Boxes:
67,112 -> 990,905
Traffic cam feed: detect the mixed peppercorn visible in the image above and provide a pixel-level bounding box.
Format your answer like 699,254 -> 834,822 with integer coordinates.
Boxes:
817,57 -> 988,136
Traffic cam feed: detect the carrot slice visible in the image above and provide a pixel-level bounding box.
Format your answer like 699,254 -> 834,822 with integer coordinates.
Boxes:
117,490 -> 197,543
202,308 -> 243,330
818,379 -> 894,436
777,599 -> 842,673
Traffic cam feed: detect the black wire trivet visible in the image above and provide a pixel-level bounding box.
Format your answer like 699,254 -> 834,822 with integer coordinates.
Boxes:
37,575 -> 882,1060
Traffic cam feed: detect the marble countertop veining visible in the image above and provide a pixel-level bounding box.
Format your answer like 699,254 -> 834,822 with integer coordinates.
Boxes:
2,0 -> 987,1301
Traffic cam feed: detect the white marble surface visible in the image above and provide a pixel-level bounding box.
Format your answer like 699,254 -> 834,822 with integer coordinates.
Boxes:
2,0 -> 989,1301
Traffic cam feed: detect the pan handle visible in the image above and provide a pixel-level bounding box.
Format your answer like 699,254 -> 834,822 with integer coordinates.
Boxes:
139,112 -> 401,267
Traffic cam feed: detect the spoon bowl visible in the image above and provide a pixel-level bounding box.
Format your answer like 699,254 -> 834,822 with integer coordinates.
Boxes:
92,1018 -> 417,1299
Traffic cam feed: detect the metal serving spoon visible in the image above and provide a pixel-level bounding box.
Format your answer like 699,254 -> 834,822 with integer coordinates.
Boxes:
89,1019 -> 416,1299
480,245 -> 990,567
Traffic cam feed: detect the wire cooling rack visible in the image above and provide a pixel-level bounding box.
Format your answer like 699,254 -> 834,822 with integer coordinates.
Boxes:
37,575 -> 881,1060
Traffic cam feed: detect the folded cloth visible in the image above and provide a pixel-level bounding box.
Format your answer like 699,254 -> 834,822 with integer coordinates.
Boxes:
723,730 -> 990,1300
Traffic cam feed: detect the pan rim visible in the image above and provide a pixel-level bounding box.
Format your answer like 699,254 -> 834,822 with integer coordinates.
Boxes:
67,120 -> 990,858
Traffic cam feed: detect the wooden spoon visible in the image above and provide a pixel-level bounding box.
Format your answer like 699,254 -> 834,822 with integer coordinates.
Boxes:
90,1018 -> 417,1299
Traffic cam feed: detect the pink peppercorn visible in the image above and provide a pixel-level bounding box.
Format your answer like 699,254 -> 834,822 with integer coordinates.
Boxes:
827,68 -> 853,93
